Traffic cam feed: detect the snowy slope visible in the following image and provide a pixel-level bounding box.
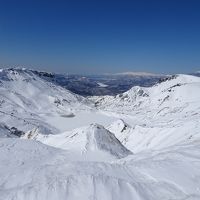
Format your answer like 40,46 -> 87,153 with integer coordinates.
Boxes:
107,118 -> 200,153
107,119 -> 133,143
1,70 -> 200,199
0,123 -> 21,138
24,123 -> 132,159
92,75 -> 200,153
94,74 -> 200,113
0,138 -> 200,200
0,68 -> 92,134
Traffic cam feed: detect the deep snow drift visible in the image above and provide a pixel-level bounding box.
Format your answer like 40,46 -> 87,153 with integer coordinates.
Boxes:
1,68 -> 200,200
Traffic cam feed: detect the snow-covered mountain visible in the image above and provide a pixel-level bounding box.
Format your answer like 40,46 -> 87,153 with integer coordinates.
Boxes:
1,69 -> 200,200
30,70 -> 165,96
92,74 -> 200,152
0,68 -> 92,134
24,123 -> 132,159
93,74 -> 200,113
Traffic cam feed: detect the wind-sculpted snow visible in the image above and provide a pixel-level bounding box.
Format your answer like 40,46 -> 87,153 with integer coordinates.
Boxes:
107,119 -> 200,153
0,138 -> 200,200
24,123 -> 132,159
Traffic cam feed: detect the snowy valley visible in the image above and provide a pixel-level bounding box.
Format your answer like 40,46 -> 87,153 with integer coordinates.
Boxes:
0,68 -> 200,200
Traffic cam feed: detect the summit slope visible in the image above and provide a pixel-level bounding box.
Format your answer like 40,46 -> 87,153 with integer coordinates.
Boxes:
25,123 -> 132,159
94,74 -> 200,113
93,74 -> 200,152
0,68 -> 92,134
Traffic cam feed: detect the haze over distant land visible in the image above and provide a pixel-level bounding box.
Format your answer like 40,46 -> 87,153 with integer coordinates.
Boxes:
0,0 -> 200,74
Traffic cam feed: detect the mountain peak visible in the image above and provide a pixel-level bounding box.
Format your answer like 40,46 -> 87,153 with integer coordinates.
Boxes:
157,74 -> 200,85
64,123 -> 132,158
34,124 -> 133,159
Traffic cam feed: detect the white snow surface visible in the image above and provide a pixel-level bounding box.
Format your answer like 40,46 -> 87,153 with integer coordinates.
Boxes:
1,69 -> 200,199
1,139 -> 200,200
0,68 -> 95,133
24,123 -> 132,159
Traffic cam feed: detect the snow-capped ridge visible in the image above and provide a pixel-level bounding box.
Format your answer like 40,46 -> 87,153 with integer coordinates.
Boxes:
29,123 -> 133,159
82,123 -> 132,158
0,67 -> 92,136
155,74 -> 200,88
94,74 -> 200,114
68,123 -> 133,158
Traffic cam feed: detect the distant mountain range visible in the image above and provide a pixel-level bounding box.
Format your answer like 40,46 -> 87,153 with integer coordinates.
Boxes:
1,68 -> 200,97
30,69 -> 167,96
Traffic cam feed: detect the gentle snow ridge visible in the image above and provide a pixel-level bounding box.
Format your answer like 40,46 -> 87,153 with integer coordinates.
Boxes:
25,123 -> 133,159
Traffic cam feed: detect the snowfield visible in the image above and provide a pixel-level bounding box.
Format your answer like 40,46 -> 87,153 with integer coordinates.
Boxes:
1,68 -> 200,199
1,139 -> 200,200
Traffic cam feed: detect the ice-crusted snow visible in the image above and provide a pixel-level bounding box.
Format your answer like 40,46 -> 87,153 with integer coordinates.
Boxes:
1,69 -> 200,199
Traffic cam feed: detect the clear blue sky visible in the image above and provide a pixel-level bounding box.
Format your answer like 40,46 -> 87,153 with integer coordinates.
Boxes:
0,0 -> 200,74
